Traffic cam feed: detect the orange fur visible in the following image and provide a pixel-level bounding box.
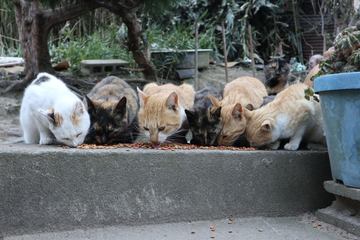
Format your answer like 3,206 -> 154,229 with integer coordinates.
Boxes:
215,77 -> 267,146
70,102 -> 84,126
304,64 -> 320,87
245,83 -> 324,150
138,82 -> 195,144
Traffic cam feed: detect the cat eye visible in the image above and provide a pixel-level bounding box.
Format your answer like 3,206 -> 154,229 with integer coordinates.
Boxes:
158,126 -> 165,131
143,127 -> 149,131
62,138 -> 70,141
76,133 -> 81,137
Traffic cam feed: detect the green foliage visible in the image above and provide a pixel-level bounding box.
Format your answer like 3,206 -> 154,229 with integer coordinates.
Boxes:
145,0 -> 294,61
146,24 -> 213,50
50,23 -> 134,73
316,23 -> 360,78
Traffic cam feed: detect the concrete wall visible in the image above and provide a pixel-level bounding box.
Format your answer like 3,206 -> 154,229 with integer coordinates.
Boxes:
0,144 -> 332,235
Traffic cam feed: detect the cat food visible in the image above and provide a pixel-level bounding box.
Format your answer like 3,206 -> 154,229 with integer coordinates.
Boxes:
78,143 -> 256,151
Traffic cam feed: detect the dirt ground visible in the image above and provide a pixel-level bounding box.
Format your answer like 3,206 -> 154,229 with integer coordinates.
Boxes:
0,65 -> 261,144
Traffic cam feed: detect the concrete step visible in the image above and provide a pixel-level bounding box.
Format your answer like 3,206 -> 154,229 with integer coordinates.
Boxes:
80,59 -> 129,75
0,144 -> 332,236
4,215 -> 357,240
317,181 -> 360,236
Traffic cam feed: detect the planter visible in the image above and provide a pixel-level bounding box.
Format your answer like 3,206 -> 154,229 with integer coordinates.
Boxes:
314,72 -> 360,188
151,49 -> 212,70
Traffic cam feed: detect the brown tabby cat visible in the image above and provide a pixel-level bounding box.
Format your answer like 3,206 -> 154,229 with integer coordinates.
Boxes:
84,76 -> 139,144
137,82 -> 195,145
210,76 -> 267,146
244,83 -> 324,150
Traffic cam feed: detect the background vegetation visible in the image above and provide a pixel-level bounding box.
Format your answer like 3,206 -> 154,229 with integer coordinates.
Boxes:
1,0 -> 359,73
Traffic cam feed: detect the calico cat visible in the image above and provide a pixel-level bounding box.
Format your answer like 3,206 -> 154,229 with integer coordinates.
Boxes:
244,83 -> 324,150
137,82 -> 195,145
20,72 -> 90,147
185,87 -> 223,146
264,57 -> 290,95
84,76 -> 139,144
210,77 -> 267,146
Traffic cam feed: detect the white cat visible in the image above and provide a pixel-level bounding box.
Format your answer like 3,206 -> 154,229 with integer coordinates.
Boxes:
20,73 -> 90,147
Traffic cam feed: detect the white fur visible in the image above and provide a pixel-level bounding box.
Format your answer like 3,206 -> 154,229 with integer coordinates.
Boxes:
20,73 -> 90,147
272,100 -> 324,150
159,132 -> 168,143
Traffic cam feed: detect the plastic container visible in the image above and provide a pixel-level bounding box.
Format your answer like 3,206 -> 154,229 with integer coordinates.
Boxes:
314,72 -> 360,188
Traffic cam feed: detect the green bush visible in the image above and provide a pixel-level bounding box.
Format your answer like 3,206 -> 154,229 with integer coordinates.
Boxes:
146,24 -> 214,50
50,24 -> 134,73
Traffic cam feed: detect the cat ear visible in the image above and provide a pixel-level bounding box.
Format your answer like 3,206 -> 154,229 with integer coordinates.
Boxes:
211,106 -> 222,119
232,103 -> 243,119
261,120 -> 272,132
185,109 -> 194,122
208,95 -> 221,108
245,104 -> 254,111
137,87 -> 148,107
114,96 -> 127,116
74,102 -> 84,115
166,92 -> 178,111
38,108 -> 56,125
83,96 -> 94,112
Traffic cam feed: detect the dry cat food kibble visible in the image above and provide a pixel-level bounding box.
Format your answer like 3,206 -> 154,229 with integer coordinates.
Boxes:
77,143 -> 256,151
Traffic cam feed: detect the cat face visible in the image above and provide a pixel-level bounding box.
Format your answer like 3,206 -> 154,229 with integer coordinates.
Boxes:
217,103 -> 248,146
264,58 -> 290,94
245,118 -> 275,147
137,89 -> 184,145
39,101 -> 90,147
185,107 -> 222,146
84,96 -> 129,144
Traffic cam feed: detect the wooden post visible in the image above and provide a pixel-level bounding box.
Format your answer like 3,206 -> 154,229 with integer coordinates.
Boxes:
194,19 -> 199,90
248,24 -> 256,77
221,21 -> 228,83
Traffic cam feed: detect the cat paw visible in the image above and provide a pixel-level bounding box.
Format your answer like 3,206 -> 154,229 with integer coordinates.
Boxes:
39,137 -> 56,145
284,142 -> 299,151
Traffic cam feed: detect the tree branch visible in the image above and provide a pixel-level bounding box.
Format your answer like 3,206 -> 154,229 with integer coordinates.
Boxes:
44,1 -> 99,28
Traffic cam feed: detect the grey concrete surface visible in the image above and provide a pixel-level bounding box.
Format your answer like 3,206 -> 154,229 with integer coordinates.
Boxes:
5,216 -> 358,240
317,181 -> 360,236
318,206 -> 360,237
0,144 -> 332,235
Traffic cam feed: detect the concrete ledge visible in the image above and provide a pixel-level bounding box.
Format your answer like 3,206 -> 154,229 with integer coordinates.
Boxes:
0,144 -> 332,235
317,181 -> 360,236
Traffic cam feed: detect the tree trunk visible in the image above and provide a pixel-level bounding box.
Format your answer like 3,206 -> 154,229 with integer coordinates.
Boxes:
119,9 -> 157,82
5,0 -> 99,92
6,0 -> 53,92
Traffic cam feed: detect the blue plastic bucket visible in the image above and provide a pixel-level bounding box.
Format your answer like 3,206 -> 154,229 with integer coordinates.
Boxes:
314,72 -> 360,188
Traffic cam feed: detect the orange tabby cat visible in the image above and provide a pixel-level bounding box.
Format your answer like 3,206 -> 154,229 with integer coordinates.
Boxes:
244,83 -> 324,150
137,82 -> 195,145
210,76 -> 267,146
